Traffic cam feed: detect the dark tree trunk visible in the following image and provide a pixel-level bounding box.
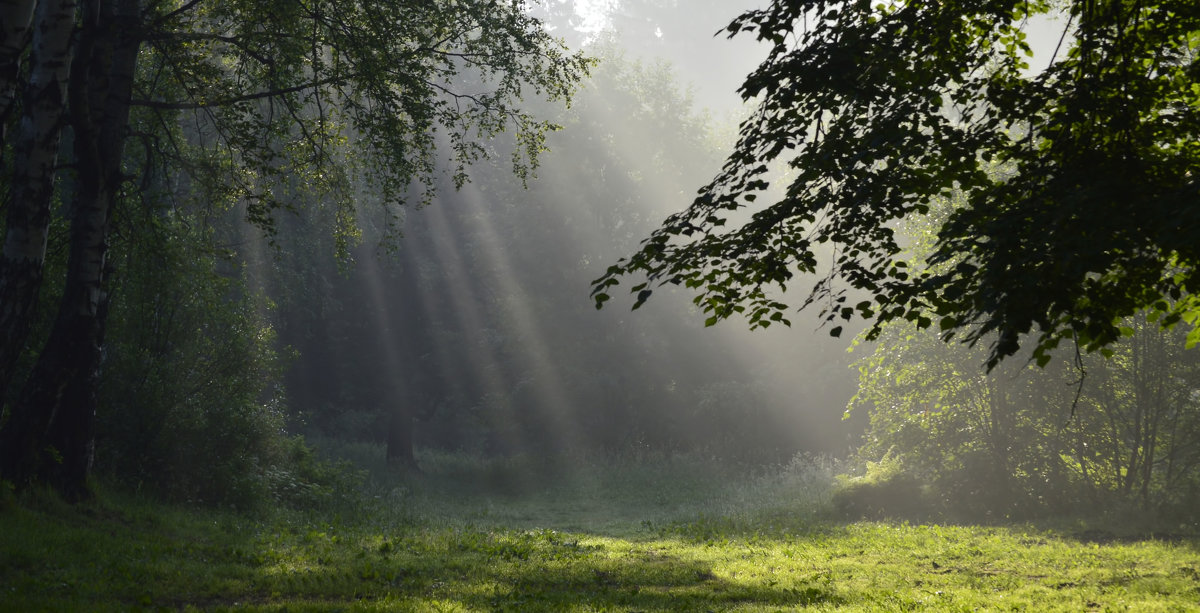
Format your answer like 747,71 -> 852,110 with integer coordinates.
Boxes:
15,302 -> 106,500
386,407 -> 419,470
0,0 -> 35,151
1,0 -> 140,499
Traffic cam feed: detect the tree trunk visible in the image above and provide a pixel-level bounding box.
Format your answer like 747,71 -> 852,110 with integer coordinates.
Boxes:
386,407 -> 419,471
0,0 -> 76,406
0,0 -> 36,140
2,0 -> 140,499
0,0 -> 78,490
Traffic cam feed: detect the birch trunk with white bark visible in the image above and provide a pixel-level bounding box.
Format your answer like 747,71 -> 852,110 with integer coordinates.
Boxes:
0,0 -> 77,488
9,0 -> 141,499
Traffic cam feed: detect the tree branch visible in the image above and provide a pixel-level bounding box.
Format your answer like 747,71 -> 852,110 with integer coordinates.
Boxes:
129,77 -> 344,110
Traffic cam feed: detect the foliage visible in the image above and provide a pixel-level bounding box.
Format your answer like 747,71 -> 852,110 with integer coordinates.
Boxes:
841,179 -> 1200,520
1063,315 -> 1200,514
851,310 -> 1200,519
592,0 -> 1200,368
0,0 -> 588,498
138,0 -> 590,240
830,452 -> 933,521
94,159 -> 372,509
98,209 -> 285,508
297,444 -> 842,537
263,437 -> 366,511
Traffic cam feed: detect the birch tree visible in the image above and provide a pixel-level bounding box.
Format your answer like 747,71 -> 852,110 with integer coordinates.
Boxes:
0,0 -> 588,499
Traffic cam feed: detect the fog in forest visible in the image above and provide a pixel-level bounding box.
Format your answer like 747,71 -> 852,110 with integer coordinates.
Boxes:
15,0 -> 1182,528
9,3 -> 1200,609
223,1 -> 1200,528
248,0 -> 865,474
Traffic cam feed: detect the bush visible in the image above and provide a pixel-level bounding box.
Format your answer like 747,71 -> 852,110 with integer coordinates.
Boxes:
265,436 -> 366,510
831,454 -> 934,521
96,213 -> 289,510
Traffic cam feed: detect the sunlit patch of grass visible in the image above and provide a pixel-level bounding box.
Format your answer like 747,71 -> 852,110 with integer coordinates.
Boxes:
3,458 -> 1200,611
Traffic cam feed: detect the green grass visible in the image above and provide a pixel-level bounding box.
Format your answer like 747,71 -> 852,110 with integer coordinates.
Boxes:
3,450 -> 1199,611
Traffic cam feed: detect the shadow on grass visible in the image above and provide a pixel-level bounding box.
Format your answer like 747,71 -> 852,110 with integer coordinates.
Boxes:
8,486 -> 1200,612
1063,528 -> 1200,550
466,561 -> 842,612
230,528 -> 844,612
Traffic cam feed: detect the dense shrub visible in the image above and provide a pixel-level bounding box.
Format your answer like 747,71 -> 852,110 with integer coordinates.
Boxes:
265,437 -> 366,509
831,454 -> 935,521
850,314 -> 1200,520
97,214 -> 305,509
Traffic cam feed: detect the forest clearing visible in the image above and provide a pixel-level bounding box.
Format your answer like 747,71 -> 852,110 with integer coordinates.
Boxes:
4,452 -> 1199,612
3,1 -> 1200,611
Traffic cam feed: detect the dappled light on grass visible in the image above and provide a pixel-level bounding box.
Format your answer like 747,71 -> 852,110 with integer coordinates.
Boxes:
5,490 -> 1199,611
4,455 -> 1200,611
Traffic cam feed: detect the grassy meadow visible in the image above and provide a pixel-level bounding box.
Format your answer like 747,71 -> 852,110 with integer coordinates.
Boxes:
3,449 -> 1199,612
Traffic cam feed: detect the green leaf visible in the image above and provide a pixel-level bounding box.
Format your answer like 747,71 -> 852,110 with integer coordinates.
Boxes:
632,289 -> 653,310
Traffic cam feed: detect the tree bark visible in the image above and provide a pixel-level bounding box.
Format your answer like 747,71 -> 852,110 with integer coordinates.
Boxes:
0,0 -> 36,140
0,0 -> 78,487
2,0 -> 140,499
386,407 -> 419,471
0,0 -> 76,399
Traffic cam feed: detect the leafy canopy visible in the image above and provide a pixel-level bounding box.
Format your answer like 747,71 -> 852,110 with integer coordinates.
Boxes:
139,0 -> 589,252
592,0 -> 1200,368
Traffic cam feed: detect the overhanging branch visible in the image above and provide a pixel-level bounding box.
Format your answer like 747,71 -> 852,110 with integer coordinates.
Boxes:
129,77 -> 344,110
